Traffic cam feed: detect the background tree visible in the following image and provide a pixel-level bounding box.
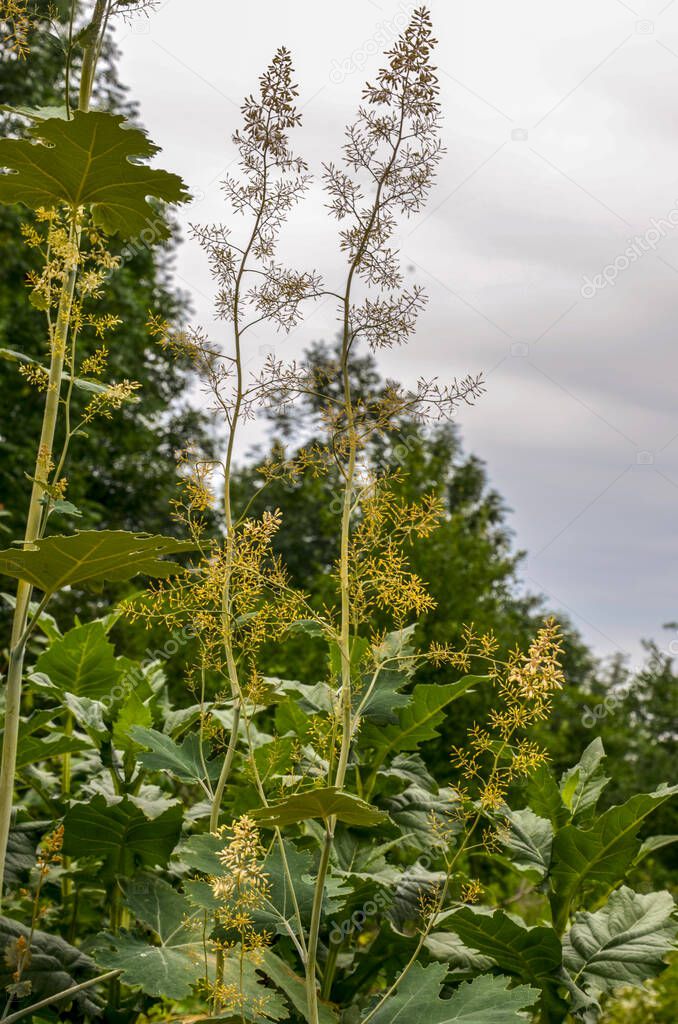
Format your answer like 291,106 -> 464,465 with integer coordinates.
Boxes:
233,341 -> 597,769
0,1 -> 213,540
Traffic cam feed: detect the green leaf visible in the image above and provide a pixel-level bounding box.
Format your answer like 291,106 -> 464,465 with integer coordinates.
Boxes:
62,692 -> 108,741
62,795 -> 182,880
0,110 -> 190,239
34,620 -> 122,700
255,842 -> 316,933
0,103 -> 69,121
260,948 -> 338,1023
180,832 -> 224,874
0,529 -> 195,594
500,808 -> 553,879
549,784 -> 678,930
4,824 -> 42,889
559,738 -> 610,823
357,626 -> 417,724
386,782 -> 458,853
184,877 -> 220,913
250,787 -> 388,829
12,709 -> 90,769
424,930 -> 494,977
130,725 -> 216,785
0,917 -> 104,1018
442,908 -> 563,993
93,876 -> 207,1000
367,963 -> 537,1023
634,834 -> 678,865
49,499 -> 82,518
360,678 -> 482,756
389,866 -> 445,934
525,765 -> 569,829
112,689 -> 152,751
563,886 -> 677,998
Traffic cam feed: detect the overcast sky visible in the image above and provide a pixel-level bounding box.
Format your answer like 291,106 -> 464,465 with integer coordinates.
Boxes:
115,0 -> 678,667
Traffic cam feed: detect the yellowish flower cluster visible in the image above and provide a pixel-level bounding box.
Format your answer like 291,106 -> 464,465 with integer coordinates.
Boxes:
23,211 -> 120,326
208,817 -> 272,1014
81,380 -> 141,423
146,312 -> 203,362
349,486 -> 444,623
450,618 -> 564,812
18,363 -> 49,392
0,0 -> 30,58
80,345 -> 108,377
214,817 -> 267,893
128,510 -> 306,679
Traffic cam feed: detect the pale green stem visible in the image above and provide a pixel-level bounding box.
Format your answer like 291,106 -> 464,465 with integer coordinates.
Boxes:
0,0 -> 110,905
1,971 -> 120,1024
304,100 -> 410,1021
305,824 -> 334,1023
0,244 -> 78,903
209,702 -> 240,832
61,711 -> 73,907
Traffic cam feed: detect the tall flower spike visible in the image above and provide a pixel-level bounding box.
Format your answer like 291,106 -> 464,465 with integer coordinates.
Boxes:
192,46 -> 320,337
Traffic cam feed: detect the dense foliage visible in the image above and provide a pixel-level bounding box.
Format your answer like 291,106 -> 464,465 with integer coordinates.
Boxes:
0,4 -> 674,1024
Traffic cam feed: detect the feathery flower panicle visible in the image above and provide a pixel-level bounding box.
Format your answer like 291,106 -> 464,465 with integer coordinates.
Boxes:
210,815 -> 272,1012
190,46 -> 321,349
450,618 -> 564,811
212,816 -> 269,908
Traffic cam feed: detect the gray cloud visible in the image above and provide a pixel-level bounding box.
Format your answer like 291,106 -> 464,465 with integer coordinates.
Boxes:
114,0 -> 678,665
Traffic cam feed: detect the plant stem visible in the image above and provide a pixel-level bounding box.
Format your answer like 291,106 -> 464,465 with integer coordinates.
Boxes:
320,935 -> 341,1001
1,971 -> 120,1024
0,234 -> 79,903
209,139 -> 266,827
61,711 -> 73,910
78,0 -> 108,114
306,824 -> 334,1024
209,701 -> 240,831
0,0 -> 110,907
304,109 -> 404,1020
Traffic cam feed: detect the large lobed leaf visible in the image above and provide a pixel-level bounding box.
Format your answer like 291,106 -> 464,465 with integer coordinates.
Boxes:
102,877 -> 289,1019
0,916 -> 104,1019
549,784 -> 678,929
360,678 -> 483,756
563,886 -> 677,998
437,907 -> 568,1018
130,725 -> 218,786
34,620 -> 123,700
0,110 -> 189,238
0,530 -> 195,594
94,876 -> 207,1001
441,907 -> 562,989
250,787 -> 389,828
366,962 -> 537,1023
62,795 -> 182,881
